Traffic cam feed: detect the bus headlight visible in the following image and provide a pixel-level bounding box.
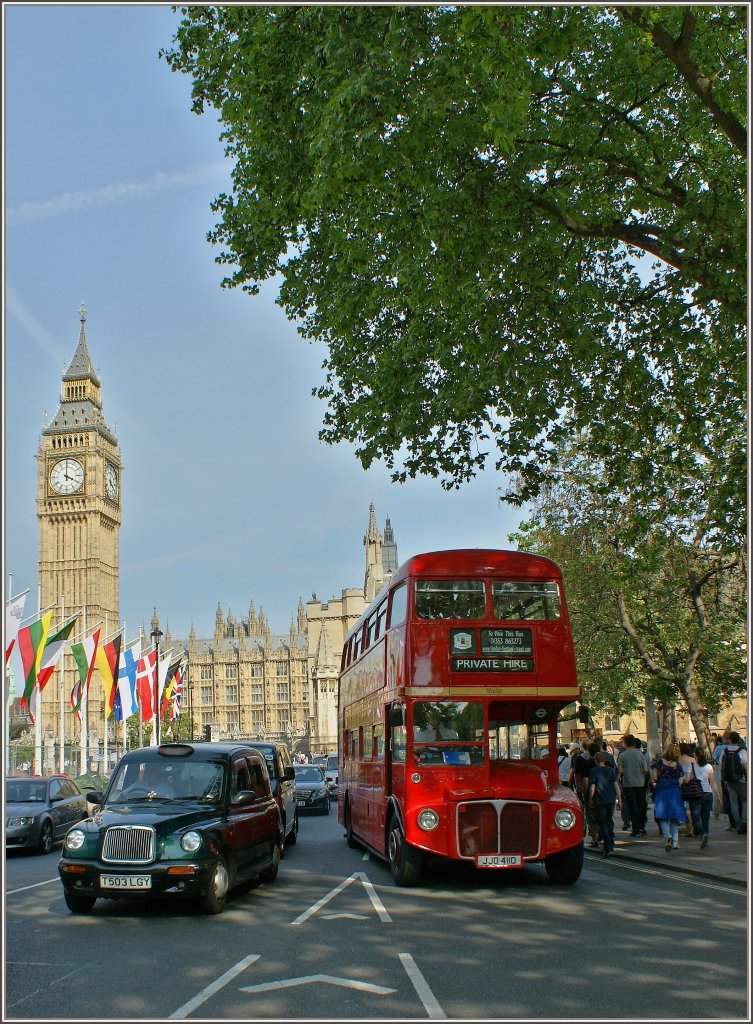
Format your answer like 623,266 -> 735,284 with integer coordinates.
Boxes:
554,808 -> 576,831
417,809 -> 440,831
65,829 -> 86,850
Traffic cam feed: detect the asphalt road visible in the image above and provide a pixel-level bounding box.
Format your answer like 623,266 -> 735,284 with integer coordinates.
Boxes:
4,806 -> 749,1021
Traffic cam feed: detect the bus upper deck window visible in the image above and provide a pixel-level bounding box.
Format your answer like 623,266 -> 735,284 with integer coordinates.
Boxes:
492,582 -> 561,621
389,583 -> 407,627
415,580 -> 485,619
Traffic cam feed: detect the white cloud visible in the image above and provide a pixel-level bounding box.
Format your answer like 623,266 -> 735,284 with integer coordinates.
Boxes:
5,285 -> 67,365
6,162 -> 229,226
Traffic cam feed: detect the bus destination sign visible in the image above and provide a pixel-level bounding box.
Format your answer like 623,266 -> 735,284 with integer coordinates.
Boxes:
480,628 -> 533,657
452,657 -> 533,673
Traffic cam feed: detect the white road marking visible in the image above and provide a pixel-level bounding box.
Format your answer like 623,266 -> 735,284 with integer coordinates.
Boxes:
239,974 -> 396,995
398,952 -> 446,1019
169,954 -> 260,1018
291,871 -> 391,925
6,878 -> 59,895
322,912 -> 368,920
590,857 -> 745,894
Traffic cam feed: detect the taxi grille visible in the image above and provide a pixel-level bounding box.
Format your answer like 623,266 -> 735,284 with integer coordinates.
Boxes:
102,825 -> 155,864
456,800 -> 540,859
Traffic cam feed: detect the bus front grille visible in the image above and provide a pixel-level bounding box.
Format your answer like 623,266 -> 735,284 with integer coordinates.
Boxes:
101,825 -> 155,863
456,800 -> 540,859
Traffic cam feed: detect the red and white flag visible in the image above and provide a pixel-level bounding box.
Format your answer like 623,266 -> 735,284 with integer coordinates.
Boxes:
136,648 -> 157,723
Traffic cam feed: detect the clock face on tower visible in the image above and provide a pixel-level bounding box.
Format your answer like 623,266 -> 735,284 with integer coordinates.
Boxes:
50,458 -> 84,495
105,462 -> 118,501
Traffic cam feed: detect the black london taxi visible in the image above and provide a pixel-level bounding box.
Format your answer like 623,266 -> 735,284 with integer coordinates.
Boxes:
58,742 -> 283,915
248,741 -> 299,851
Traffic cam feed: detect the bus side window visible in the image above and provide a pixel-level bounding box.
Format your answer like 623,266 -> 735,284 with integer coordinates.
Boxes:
374,725 -> 384,761
374,600 -> 387,639
362,726 -> 372,761
389,583 -> 407,627
349,732 -> 357,759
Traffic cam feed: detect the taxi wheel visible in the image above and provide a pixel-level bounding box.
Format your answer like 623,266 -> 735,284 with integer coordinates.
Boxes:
259,841 -> 281,883
64,890 -> 96,913
200,855 -> 229,914
286,812 -> 298,847
37,820 -> 54,855
387,818 -> 422,887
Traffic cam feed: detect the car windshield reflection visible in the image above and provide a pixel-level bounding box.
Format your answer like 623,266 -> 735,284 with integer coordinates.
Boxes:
107,761 -> 225,803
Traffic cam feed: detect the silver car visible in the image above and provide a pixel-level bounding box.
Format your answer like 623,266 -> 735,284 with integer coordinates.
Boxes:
5,775 -> 87,854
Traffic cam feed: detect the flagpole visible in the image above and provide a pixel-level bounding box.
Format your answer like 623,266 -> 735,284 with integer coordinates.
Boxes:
6,573 -> 12,774
80,606 -> 88,776
103,613 -> 108,776
34,583 -> 42,775
138,627 -> 144,748
122,620 -> 128,756
59,593 -> 65,774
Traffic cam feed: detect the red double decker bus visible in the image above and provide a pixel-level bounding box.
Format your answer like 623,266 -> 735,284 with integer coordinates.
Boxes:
337,549 -> 585,886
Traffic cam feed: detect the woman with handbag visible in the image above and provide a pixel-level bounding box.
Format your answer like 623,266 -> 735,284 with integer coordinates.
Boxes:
652,743 -> 688,851
685,747 -> 718,849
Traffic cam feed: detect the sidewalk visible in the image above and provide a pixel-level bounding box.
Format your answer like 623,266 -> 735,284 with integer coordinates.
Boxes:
585,820 -> 749,887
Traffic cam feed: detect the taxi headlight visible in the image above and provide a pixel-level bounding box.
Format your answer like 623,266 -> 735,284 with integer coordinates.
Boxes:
554,808 -> 576,830
65,829 -> 86,850
417,809 -> 440,831
181,830 -> 202,853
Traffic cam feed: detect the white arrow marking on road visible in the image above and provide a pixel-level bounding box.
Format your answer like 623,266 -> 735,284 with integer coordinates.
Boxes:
399,952 -> 447,1019
170,954 -> 260,1018
239,974 -> 396,995
291,871 -> 391,926
321,912 -> 368,920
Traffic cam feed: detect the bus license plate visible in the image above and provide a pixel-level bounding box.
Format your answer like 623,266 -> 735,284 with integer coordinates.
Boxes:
476,854 -> 523,868
100,874 -> 152,890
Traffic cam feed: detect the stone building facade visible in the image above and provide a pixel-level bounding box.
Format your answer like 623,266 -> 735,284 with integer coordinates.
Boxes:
164,503 -> 398,755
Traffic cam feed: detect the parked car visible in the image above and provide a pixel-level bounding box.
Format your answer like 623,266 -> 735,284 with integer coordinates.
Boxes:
5,775 -> 87,854
325,753 -> 339,795
58,742 -> 283,915
249,741 -> 298,851
293,764 -> 330,814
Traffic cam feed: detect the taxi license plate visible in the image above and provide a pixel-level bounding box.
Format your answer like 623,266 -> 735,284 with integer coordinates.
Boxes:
100,874 -> 152,890
476,854 -> 523,868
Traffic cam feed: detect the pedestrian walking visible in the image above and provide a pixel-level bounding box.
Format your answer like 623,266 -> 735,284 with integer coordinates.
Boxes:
557,746 -> 572,787
720,732 -> 748,835
685,746 -> 718,849
572,740 -> 600,846
588,751 -> 620,856
678,741 -> 697,837
711,734 -> 725,818
618,735 -> 649,836
652,742 -> 688,852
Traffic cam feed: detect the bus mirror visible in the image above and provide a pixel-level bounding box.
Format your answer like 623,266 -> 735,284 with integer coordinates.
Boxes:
578,705 -> 590,724
388,705 -> 405,728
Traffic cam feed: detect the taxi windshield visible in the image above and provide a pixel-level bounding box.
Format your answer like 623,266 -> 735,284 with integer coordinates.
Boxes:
107,759 -> 225,802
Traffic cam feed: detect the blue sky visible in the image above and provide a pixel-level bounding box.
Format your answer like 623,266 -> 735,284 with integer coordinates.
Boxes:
3,3 -> 525,691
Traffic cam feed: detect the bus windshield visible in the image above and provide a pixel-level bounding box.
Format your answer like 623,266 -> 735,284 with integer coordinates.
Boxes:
415,580 -> 486,619
411,700 -> 484,766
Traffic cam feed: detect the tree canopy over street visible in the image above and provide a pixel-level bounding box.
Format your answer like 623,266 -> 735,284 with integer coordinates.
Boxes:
163,5 -> 746,547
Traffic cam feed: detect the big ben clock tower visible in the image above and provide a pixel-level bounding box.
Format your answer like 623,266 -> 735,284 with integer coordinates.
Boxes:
37,303 -> 121,743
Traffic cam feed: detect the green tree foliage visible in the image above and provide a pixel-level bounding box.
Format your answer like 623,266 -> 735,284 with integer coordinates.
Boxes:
163,5 -> 746,543
510,438 -> 747,751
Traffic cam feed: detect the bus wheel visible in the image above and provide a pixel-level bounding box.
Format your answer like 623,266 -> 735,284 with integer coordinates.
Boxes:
345,800 -> 359,849
387,819 -> 422,887
545,843 -> 584,885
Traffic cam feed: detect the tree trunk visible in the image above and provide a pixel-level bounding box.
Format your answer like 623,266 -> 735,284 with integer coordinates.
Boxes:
644,695 -> 661,760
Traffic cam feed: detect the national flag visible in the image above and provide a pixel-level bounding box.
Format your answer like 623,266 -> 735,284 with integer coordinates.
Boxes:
18,611 -> 53,707
36,616 -> 78,692
70,629 -> 101,720
170,662 -> 185,721
156,649 -> 173,721
95,633 -> 122,718
160,657 -> 182,720
115,639 -> 141,722
136,648 -> 157,723
5,592 -> 28,664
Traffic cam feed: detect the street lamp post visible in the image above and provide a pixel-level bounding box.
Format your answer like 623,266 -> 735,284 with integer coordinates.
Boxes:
151,626 -> 163,745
